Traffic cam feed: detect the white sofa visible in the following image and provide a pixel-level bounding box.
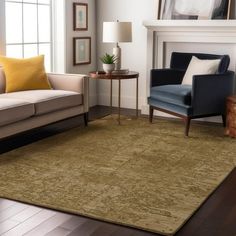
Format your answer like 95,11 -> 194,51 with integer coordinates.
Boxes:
0,68 -> 89,139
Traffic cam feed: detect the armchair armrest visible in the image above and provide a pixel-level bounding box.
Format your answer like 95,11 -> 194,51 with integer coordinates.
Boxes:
151,69 -> 185,87
192,71 -> 235,116
47,73 -> 89,113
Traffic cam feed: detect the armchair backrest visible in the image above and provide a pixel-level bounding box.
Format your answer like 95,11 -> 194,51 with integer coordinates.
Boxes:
170,52 -> 230,74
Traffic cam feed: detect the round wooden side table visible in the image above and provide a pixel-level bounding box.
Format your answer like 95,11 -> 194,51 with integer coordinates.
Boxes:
226,96 -> 236,138
89,71 -> 139,124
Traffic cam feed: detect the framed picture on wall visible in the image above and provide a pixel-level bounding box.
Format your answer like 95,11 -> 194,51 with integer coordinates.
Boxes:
212,0 -> 231,19
159,0 -> 231,20
73,37 -> 91,65
157,0 -> 162,19
73,3 -> 88,31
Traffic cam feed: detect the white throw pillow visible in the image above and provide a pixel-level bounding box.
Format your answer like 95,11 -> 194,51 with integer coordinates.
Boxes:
182,56 -> 221,85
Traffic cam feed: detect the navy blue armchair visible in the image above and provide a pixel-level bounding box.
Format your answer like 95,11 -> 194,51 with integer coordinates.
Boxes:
148,52 -> 235,136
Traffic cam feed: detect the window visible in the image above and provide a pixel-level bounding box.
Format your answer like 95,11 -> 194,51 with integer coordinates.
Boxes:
5,0 -> 52,71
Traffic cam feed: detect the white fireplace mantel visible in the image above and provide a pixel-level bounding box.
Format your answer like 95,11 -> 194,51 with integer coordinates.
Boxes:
144,20 -> 236,69
143,20 -> 236,32
142,20 -> 236,115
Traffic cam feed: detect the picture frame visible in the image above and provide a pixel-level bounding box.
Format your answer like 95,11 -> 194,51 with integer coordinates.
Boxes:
212,0 -> 231,19
73,37 -> 91,65
157,0 -> 162,19
73,3 -> 88,31
159,0 -> 231,20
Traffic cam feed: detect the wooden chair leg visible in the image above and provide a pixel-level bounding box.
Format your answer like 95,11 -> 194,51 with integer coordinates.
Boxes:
149,106 -> 154,123
184,117 -> 191,136
222,114 -> 226,127
83,112 -> 88,126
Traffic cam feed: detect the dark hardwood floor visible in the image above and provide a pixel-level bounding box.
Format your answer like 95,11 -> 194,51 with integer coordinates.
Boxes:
0,105 -> 236,236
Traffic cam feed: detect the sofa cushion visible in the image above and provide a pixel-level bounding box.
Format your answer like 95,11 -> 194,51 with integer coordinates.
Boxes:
148,97 -> 193,116
0,98 -> 35,126
150,85 -> 192,106
182,56 -> 220,85
170,52 -> 230,74
0,55 -> 51,93
1,90 -> 83,116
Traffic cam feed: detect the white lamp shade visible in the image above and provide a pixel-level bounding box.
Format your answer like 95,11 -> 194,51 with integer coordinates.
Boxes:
103,22 -> 132,43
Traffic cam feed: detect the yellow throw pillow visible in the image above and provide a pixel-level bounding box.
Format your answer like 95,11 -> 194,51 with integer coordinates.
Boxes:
0,55 -> 51,93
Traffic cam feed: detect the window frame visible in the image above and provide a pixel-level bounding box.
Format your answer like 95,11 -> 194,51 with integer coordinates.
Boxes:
5,0 -> 53,71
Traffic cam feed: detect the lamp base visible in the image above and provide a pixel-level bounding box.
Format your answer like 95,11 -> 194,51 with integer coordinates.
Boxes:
113,44 -> 121,70
112,69 -> 129,74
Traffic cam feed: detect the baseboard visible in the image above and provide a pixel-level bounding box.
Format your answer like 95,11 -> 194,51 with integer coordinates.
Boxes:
89,94 -> 98,107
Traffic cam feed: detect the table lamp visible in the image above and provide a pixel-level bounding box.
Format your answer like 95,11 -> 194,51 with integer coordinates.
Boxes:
103,21 -> 132,71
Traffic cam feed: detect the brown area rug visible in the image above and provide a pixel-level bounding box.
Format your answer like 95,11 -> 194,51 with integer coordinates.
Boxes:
0,116 -> 235,235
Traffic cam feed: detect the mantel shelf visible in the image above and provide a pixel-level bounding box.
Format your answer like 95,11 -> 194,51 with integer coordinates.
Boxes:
143,20 -> 236,32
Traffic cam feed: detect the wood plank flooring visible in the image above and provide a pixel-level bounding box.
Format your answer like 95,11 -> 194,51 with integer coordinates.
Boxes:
0,200 -> 155,236
0,106 -> 236,236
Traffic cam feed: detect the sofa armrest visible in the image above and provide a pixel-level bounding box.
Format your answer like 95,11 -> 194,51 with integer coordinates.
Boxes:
47,73 -> 89,113
192,71 -> 235,116
151,69 -> 185,87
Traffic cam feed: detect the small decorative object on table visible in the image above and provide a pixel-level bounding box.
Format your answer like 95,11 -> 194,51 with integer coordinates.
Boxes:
112,69 -> 129,74
226,96 -> 236,138
100,53 -> 117,74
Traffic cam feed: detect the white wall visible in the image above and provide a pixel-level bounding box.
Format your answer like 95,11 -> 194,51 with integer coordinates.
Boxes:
0,0 -> 6,55
65,0 -> 97,107
52,0 -> 66,73
96,0 -> 159,109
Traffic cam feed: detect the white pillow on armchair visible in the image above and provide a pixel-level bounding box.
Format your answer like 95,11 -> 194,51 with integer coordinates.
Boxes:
182,56 -> 221,85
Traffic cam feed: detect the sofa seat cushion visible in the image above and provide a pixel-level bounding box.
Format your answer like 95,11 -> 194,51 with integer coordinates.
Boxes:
148,97 -> 193,116
0,98 -> 35,126
150,85 -> 192,106
1,90 -> 83,116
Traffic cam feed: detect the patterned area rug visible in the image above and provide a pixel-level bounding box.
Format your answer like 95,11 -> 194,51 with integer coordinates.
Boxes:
0,116 -> 235,235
